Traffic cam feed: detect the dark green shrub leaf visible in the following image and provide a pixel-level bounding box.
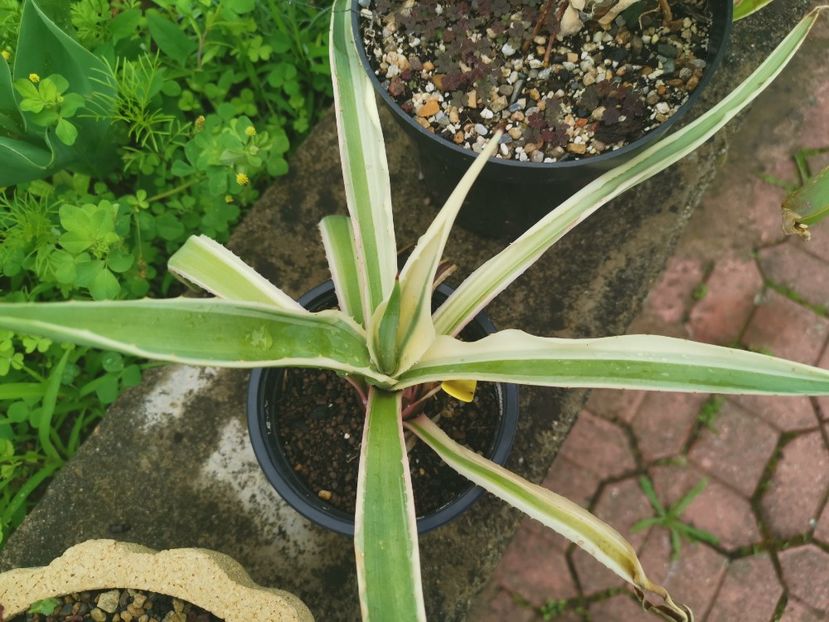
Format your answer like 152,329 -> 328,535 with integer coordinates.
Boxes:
146,10 -> 196,62
155,212 -> 185,241
101,351 -> 124,373
55,118 -> 78,145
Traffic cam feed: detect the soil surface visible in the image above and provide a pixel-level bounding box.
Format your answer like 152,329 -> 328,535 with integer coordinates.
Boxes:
275,370 -> 502,516
361,0 -> 712,161
8,589 -> 222,622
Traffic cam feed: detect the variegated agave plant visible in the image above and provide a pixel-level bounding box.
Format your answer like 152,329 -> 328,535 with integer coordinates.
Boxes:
1,5 -> 826,621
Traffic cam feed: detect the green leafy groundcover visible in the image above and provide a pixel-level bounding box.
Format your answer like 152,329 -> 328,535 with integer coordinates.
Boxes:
0,0 -> 332,546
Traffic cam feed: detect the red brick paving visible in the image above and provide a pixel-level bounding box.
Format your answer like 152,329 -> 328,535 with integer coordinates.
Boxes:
688,400 -> 778,497
705,554 -> 782,622
477,18 -> 829,622
637,535 -> 728,618
559,410 -> 636,480
588,595 -> 649,622
584,388 -> 645,424
780,599 -> 829,622
494,520 -> 579,607
650,463 -> 761,551
741,289 -> 829,364
815,501 -> 829,544
780,546 -> 829,613
642,257 -> 705,326
631,392 -> 707,463
731,393 -> 818,432
687,255 -> 763,345
759,241 -> 829,310
760,432 -> 829,540
571,477 -> 653,593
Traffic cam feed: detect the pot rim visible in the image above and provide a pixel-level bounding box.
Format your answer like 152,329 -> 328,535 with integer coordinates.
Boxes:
247,281 -> 520,536
350,0 -> 734,171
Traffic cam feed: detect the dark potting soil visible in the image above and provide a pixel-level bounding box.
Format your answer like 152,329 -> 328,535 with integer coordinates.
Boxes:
275,369 -> 501,516
9,589 -> 222,622
361,0 -> 712,162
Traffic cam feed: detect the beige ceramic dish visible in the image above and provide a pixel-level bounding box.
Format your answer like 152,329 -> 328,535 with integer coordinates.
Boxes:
0,539 -> 313,621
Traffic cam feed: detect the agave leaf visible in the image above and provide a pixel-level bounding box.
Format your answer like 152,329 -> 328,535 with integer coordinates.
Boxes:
733,0 -> 776,21
355,389 -> 425,622
167,235 -> 305,312
320,215 -> 365,325
388,133 -> 502,375
433,9 -> 824,337
330,0 -> 397,319
395,330 -> 829,395
0,299 -> 392,383
405,415 -> 691,622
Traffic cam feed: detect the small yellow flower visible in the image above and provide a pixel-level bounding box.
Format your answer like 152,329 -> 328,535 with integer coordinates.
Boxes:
28,72 -> 40,84
235,172 -> 249,186
224,195 -> 234,204
245,125 -> 256,137
1,50 -> 10,62
194,115 -> 206,131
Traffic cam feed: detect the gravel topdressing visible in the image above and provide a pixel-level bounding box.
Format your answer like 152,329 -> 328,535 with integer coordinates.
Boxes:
361,0 -> 712,162
9,589 -> 223,622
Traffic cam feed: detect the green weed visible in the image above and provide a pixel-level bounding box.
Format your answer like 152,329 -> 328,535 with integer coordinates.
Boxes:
633,476 -> 719,560
0,0 -> 332,547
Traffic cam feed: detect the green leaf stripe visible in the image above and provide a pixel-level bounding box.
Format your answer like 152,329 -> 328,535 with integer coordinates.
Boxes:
396,330 -> 829,395
330,0 -> 397,316
168,235 -> 305,311
0,299 -> 389,382
733,0 -> 776,21
319,215 -> 365,325
355,389 -> 425,622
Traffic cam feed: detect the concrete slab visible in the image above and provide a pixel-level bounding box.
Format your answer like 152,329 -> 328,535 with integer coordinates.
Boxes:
0,4 -> 815,619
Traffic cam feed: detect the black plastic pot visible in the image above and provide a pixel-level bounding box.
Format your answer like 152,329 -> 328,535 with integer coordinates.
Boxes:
352,0 -> 733,238
247,281 -> 520,536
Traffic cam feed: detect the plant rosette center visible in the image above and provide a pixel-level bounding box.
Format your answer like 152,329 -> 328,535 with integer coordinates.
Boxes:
360,0 -> 712,162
